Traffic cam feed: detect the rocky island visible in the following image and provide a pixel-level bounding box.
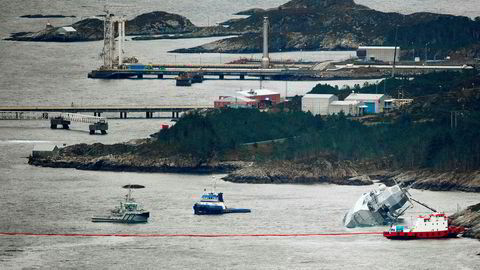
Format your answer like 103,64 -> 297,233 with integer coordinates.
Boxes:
6,11 -> 196,42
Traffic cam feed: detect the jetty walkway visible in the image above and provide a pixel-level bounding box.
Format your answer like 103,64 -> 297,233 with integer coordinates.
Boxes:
0,105 -> 213,119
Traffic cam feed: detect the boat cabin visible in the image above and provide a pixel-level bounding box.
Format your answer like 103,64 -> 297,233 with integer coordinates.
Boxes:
414,213 -> 448,232
201,192 -> 224,202
123,201 -> 139,212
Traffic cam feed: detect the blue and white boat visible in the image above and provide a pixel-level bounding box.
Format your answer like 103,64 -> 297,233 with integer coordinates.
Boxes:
193,190 -> 251,215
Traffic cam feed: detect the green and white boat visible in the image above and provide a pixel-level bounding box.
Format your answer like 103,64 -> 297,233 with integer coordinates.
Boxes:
92,184 -> 150,223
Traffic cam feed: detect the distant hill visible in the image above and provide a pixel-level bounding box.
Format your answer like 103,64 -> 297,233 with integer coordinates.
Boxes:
172,0 -> 480,57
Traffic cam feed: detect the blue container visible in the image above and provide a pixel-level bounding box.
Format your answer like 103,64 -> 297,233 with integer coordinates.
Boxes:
128,65 -> 145,70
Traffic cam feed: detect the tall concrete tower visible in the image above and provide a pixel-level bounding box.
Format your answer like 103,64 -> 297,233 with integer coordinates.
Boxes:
261,17 -> 270,69
117,19 -> 125,66
101,6 -> 126,69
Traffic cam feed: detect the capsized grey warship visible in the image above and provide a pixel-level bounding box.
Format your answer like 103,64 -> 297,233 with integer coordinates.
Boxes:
343,183 -> 412,228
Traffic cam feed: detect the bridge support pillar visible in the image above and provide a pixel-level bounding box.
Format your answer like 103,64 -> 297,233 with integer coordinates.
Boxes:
50,117 -> 70,129
137,74 -> 143,79
219,74 -> 224,80
146,112 -> 153,118
240,75 -> 245,80
120,112 -> 127,119
157,74 -> 163,79
89,122 -> 108,135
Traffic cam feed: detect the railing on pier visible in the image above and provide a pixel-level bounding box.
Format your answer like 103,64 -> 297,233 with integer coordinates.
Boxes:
58,113 -> 107,124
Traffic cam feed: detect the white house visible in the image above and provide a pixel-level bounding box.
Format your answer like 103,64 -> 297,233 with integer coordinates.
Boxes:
32,144 -> 59,158
56,26 -> 77,36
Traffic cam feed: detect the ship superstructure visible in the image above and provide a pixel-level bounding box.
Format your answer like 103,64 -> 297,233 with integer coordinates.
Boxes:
343,183 -> 411,228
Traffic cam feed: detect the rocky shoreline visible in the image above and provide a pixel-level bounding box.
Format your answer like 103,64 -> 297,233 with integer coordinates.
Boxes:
222,159 -> 372,185
28,140 -> 374,186
28,143 -> 480,192
20,14 -> 76,18
450,203 -> 480,240
29,154 -> 244,174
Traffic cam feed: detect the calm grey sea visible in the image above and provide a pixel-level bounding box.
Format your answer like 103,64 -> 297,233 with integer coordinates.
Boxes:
0,0 -> 479,269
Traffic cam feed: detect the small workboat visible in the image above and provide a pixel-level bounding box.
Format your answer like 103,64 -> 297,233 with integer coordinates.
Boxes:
193,183 -> 251,215
175,72 -> 192,86
383,212 -> 465,240
92,184 -> 150,223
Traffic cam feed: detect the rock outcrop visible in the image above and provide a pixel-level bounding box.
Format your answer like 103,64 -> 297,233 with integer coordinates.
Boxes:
450,203 -> 480,240
374,170 -> 480,192
28,142 -> 369,185
125,11 -> 195,35
222,158 -> 369,185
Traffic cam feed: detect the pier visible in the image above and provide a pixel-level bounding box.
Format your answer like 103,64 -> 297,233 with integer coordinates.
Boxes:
88,66 -> 314,80
0,105 -> 213,119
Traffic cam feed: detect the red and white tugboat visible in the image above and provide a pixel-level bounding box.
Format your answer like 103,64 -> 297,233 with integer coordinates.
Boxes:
383,213 -> 465,240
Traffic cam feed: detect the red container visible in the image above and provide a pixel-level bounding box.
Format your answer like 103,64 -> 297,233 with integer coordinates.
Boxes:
161,124 -> 169,129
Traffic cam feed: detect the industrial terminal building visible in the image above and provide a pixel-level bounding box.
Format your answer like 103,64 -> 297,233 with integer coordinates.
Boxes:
214,89 -> 281,109
301,94 -> 338,115
328,100 -> 363,116
345,93 -> 387,114
356,46 -> 400,63
214,96 -> 258,108
302,93 -> 389,116
237,89 -> 281,104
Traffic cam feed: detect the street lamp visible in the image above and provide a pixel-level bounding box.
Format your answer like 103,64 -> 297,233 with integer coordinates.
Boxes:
411,42 -> 415,61
424,42 -> 430,62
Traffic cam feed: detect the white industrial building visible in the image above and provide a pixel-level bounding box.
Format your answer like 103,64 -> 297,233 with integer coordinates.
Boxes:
345,93 -> 388,114
32,144 -> 59,158
56,26 -> 77,35
301,94 -> 338,116
357,46 -> 400,63
329,100 -> 364,116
